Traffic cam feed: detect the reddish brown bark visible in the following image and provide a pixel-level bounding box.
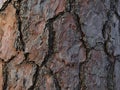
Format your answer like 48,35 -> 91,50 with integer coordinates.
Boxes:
0,0 -> 120,90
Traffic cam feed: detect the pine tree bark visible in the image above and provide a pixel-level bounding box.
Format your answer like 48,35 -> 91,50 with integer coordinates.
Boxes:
0,0 -> 120,90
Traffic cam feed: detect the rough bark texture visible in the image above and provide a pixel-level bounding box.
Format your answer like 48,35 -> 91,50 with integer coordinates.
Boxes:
0,0 -> 120,90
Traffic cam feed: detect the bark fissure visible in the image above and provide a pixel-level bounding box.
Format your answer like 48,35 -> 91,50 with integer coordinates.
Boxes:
14,0 -> 25,51
48,67 -> 61,90
103,0 -> 117,89
40,12 -> 64,67
73,12 -> 88,90
1,0 -> 120,89
0,0 -> 11,11
27,62 -> 39,90
3,63 -> 8,90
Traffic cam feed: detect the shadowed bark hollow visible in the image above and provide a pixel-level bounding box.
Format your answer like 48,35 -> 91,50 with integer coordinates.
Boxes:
0,0 -> 120,90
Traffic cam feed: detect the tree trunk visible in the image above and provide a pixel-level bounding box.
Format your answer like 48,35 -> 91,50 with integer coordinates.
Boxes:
0,0 -> 120,90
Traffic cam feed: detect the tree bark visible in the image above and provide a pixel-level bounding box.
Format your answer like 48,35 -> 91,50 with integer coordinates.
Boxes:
0,0 -> 120,90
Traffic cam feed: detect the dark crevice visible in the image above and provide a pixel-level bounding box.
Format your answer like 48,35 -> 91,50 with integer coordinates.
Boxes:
72,12 -> 88,90
13,0 -> 25,51
0,58 -> 5,62
5,55 -> 16,63
40,22 -> 55,67
28,63 -> 39,90
114,2 -> 120,37
72,12 -> 88,57
15,59 -> 40,90
3,63 -> 8,90
103,27 -> 115,90
1,0 -> 120,90
0,0 -> 11,12
24,52 -> 30,60
79,51 -> 91,90
106,59 -> 115,90
79,63 -> 87,90
66,0 -> 75,12
73,13 -> 85,40
40,12 -> 64,67
103,0 -> 116,89
31,12 -> 64,90
72,12 -> 91,60
102,21 -> 108,39
115,10 -> 120,19
47,67 -> 61,90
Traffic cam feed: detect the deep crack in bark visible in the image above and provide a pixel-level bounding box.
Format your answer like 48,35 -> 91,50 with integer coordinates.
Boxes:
48,67 -> 61,90
0,0 -> 11,12
14,0 -> 25,51
3,63 -> 8,90
40,12 -> 64,67
103,0 -> 116,89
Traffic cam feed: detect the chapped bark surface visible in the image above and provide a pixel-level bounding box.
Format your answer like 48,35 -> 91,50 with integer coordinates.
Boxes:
0,0 -> 120,90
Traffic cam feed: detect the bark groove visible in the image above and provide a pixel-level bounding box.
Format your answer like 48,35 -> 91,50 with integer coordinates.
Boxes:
0,0 -> 120,90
